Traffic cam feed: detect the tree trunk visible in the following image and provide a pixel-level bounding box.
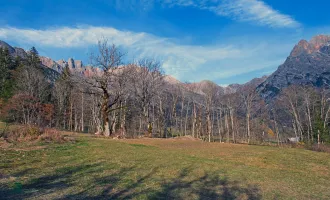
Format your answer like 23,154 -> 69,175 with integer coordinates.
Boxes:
180,99 -> 184,135
207,109 -> 211,142
104,121 -> 110,137
217,109 -> 221,142
192,102 -> 196,138
121,100 -> 126,137
289,100 -> 303,141
246,112 -> 250,144
69,100 -> 73,131
81,92 -> 84,132
74,104 -> 78,132
184,101 -> 190,136
100,95 -> 110,136
230,108 -> 235,143
225,110 -> 230,143
111,110 -> 117,136
293,120 -> 298,139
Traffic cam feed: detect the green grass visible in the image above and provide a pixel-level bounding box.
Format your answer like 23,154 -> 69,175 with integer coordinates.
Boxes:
1,134 -> 330,200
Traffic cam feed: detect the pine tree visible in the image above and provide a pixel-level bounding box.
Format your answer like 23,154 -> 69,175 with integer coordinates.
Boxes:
0,47 -> 15,99
30,46 -> 38,55
27,46 -> 41,68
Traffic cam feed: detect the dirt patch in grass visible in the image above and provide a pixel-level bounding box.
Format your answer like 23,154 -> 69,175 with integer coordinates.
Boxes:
0,139 -> 47,151
0,138 -> 10,148
169,135 -> 202,141
9,145 -> 47,152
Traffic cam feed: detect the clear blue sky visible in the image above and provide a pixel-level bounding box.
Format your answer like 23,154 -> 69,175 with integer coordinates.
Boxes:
0,0 -> 329,85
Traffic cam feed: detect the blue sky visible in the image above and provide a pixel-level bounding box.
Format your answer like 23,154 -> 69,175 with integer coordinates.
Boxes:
0,0 -> 329,85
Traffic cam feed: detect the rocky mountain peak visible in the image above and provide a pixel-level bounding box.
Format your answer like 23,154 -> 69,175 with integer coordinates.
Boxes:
310,35 -> 330,47
290,39 -> 313,57
290,35 -> 330,57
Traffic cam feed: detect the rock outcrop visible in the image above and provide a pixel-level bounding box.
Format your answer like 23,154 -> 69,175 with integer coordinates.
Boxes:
40,57 -> 86,74
40,57 -> 63,73
0,40 -> 27,58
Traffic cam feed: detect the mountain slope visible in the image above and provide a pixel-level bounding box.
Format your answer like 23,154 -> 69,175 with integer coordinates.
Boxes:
0,40 -> 59,82
0,40 -> 27,58
257,35 -> 330,99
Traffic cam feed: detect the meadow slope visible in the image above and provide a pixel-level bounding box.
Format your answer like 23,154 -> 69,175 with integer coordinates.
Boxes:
1,133 -> 330,199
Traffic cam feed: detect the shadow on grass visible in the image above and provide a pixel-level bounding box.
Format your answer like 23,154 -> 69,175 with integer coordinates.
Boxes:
0,164 -> 261,200
0,162 -> 103,200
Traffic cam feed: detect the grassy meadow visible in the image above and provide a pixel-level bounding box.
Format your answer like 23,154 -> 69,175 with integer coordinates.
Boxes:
0,122 -> 330,199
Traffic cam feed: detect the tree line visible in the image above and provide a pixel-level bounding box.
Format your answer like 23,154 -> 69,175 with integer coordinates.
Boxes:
1,40 -> 330,145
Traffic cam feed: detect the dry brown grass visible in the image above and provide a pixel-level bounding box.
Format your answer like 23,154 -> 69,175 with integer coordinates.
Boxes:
1,134 -> 330,199
122,138 -> 330,174
0,124 -> 74,145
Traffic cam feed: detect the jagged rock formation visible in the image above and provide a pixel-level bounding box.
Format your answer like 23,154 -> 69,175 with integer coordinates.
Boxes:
56,59 -> 68,68
40,57 -> 63,73
0,40 -> 98,77
41,57 -> 85,73
40,56 -> 105,77
257,35 -> 330,100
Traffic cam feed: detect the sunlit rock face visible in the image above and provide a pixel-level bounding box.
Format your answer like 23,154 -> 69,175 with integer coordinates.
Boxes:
40,57 -> 63,73
41,57 -> 96,76
290,35 -> 330,57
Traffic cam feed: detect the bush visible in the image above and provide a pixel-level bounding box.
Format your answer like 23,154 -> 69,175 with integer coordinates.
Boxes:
2,125 -> 43,142
309,143 -> 330,153
1,125 -> 66,143
38,128 -> 65,143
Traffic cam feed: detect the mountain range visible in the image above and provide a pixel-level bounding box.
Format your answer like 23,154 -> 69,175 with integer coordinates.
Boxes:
1,35 -> 330,99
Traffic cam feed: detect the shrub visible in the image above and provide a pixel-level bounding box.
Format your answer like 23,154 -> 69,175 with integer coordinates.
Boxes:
38,128 -> 65,143
310,143 -> 330,153
2,125 -> 43,142
1,125 -> 66,143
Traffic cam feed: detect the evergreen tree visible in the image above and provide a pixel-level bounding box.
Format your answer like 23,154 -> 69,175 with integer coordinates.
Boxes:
0,47 -> 11,86
30,46 -> 38,55
0,47 -> 16,99
27,46 -> 41,68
